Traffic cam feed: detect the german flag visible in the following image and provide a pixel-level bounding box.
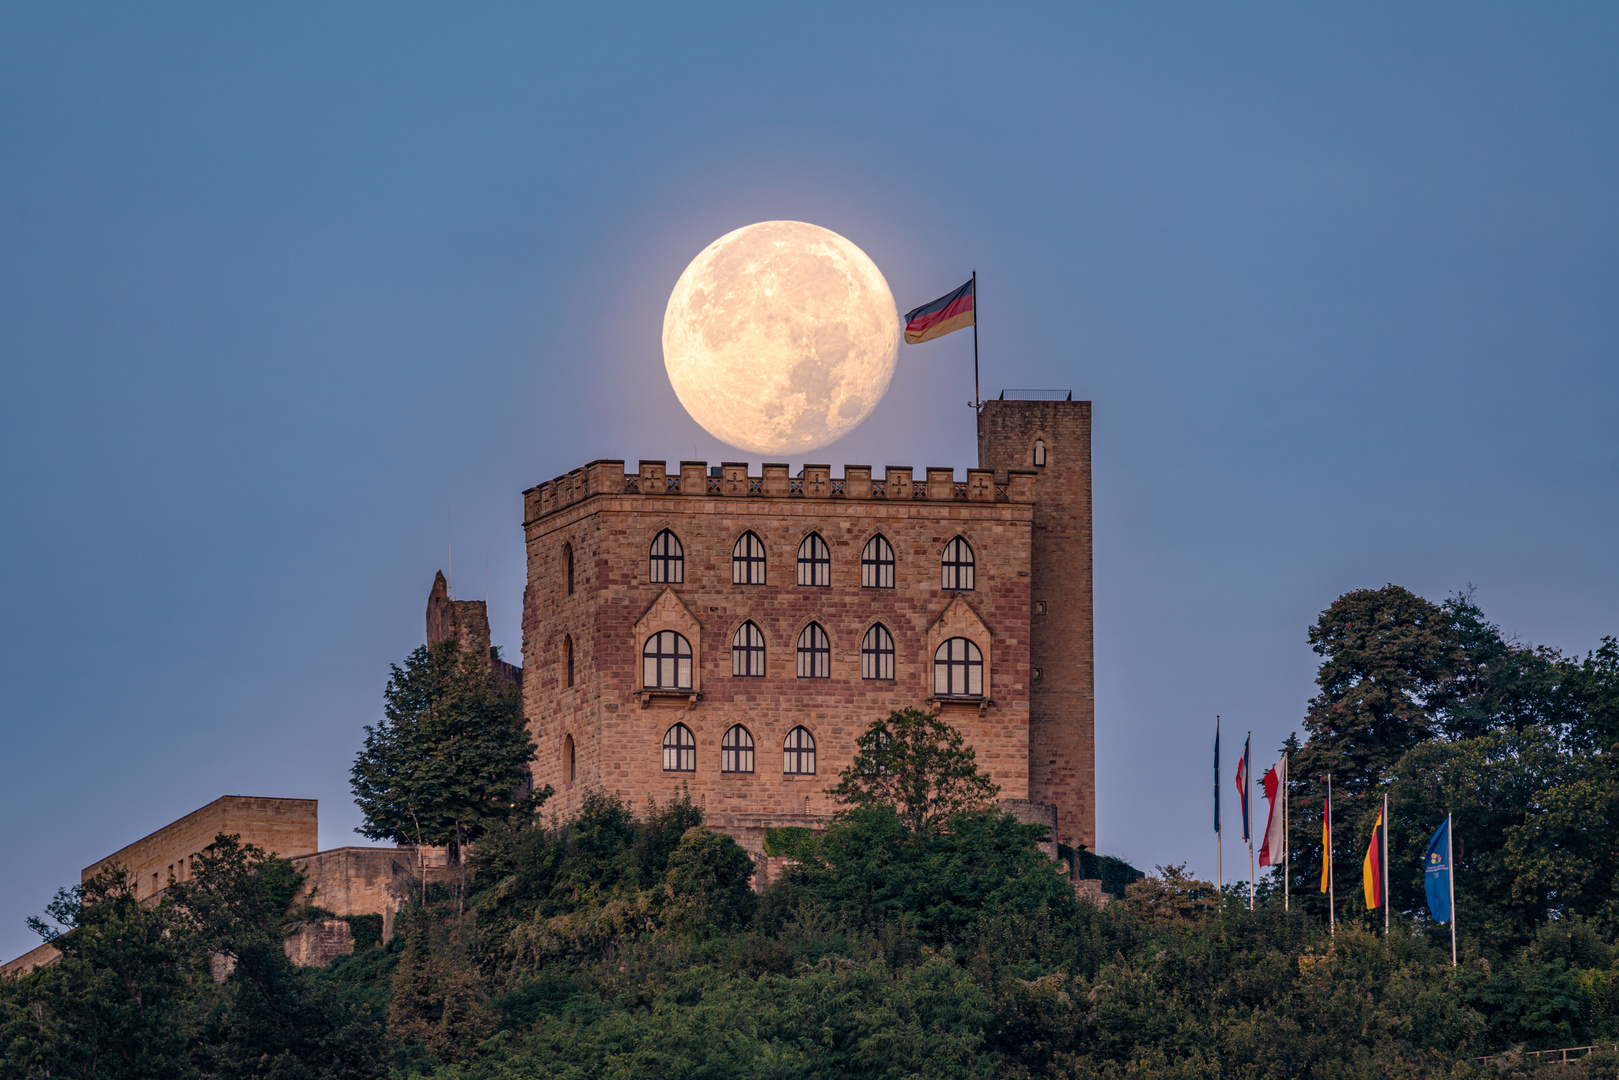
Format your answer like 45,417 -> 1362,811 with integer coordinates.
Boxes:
903,278 -> 975,344
1362,806 -> 1385,910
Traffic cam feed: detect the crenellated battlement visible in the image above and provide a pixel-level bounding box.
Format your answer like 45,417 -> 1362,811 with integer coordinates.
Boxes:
524,460 -> 1039,523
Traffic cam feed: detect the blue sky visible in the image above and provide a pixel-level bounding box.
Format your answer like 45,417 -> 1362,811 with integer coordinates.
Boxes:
2,4 -> 1615,960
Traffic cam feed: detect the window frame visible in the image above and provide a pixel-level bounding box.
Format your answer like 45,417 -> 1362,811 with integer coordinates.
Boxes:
642,630 -> 693,690
933,636 -> 984,697
649,529 -> 685,584
721,724 -> 755,774
732,531 -> 767,585
732,620 -> 766,677
662,723 -> 696,772
941,536 -> 976,591
796,622 -> 831,679
783,726 -> 817,775
861,623 -> 895,680
861,534 -> 895,589
796,532 -> 831,587
1033,439 -> 1047,467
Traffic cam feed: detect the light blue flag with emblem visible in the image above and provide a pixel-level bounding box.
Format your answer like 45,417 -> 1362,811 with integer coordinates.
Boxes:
1424,818 -> 1452,923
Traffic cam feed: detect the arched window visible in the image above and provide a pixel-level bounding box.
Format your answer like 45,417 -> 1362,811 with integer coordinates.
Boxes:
564,635 -> 575,688
649,529 -> 684,584
663,723 -> 695,772
563,734 -> 575,783
732,621 -> 766,677
796,532 -> 830,586
934,637 -> 984,697
642,630 -> 692,690
796,622 -> 830,679
732,531 -> 766,585
861,534 -> 895,588
1033,439 -> 1047,467
565,543 -> 575,594
941,537 -> 975,591
783,726 -> 816,774
861,623 -> 895,680
721,725 -> 754,773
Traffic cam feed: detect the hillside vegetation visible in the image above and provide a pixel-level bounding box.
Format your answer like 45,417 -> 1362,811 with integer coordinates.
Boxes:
4,585 -> 1618,1079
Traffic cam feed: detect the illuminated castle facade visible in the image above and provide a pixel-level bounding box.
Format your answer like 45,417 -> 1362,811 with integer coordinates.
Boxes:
520,399 -> 1095,860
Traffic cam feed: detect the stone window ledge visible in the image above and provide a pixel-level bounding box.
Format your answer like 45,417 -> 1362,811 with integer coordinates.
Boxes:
927,695 -> 993,716
636,689 -> 701,710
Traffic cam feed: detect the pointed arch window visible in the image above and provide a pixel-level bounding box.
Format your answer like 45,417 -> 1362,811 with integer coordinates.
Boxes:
563,734 -> 576,783
783,726 -> 816,774
662,723 -> 696,772
649,529 -> 684,584
796,533 -> 831,586
564,635 -> 575,688
1033,439 -> 1047,467
565,544 -> 575,594
796,622 -> 830,679
732,621 -> 766,677
861,624 -> 895,681
941,537 -> 975,591
934,637 -> 984,697
732,531 -> 766,585
642,630 -> 692,690
861,534 -> 895,589
721,725 -> 755,773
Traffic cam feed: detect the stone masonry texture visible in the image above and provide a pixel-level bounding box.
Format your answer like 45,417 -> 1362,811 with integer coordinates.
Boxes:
520,429 -> 1094,861
977,400 -> 1096,851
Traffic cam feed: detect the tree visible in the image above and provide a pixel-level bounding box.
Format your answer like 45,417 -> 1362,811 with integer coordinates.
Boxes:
350,639 -> 546,886
169,834 -> 385,1080
827,708 -> 1000,835
0,867 -> 195,1080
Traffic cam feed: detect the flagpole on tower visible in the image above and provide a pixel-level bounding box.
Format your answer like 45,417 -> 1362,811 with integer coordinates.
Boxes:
971,270 -> 980,409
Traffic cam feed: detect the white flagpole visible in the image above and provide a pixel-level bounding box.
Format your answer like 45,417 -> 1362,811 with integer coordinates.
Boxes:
1247,734 -> 1254,912
1216,718 -> 1222,893
1447,812 -> 1457,966
1383,793 -> 1390,934
1327,773 -> 1335,935
1283,754 -> 1289,912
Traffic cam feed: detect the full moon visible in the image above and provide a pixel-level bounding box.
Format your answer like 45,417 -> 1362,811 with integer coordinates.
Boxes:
662,221 -> 899,456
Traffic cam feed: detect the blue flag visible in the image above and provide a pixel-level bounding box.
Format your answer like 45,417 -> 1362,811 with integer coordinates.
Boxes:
1424,818 -> 1452,923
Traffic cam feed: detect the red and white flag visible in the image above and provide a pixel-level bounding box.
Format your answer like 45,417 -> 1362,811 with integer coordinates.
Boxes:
1258,754 -> 1287,866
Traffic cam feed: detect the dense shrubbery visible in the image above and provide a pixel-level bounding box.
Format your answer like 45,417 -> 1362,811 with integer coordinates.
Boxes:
6,584 -> 1619,1077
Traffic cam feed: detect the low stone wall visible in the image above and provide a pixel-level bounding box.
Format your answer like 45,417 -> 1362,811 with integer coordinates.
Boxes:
0,942 -> 61,978
283,920 -> 356,968
997,798 -> 1060,860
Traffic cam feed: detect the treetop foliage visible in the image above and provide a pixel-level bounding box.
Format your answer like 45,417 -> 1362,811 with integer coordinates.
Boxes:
351,638 -> 545,865
827,706 -> 1001,834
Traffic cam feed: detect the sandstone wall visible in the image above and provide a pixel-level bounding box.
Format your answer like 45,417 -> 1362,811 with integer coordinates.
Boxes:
522,462 -> 1036,829
81,796 -> 319,902
979,400 -> 1096,851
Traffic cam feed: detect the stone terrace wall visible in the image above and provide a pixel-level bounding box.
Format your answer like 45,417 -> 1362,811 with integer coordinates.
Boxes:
82,796 -> 319,902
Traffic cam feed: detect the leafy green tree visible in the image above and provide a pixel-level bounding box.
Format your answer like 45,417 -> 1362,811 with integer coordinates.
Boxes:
350,639 -> 546,883
827,708 -> 1000,835
0,867 -> 195,1080
169,834 -> 385,1080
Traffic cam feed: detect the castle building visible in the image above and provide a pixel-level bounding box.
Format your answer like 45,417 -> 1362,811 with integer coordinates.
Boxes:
520,398 -> 1095,858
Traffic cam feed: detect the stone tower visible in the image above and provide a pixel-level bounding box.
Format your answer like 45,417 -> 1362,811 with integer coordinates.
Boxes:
426,571 -> 522,688
977,399 -> 1095,851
